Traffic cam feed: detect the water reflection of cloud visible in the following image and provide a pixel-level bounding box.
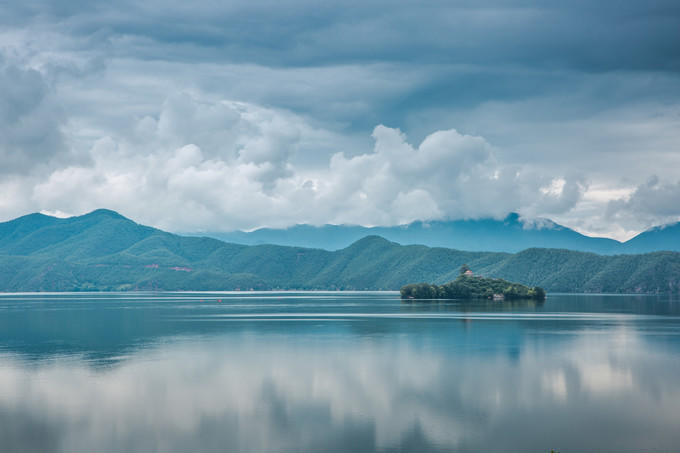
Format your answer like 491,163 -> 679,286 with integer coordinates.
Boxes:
0,332 -> 679,453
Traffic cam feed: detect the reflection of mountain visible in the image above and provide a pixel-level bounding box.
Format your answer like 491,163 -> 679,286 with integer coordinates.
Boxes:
2,210 -> 680,293
2,292 -> 678,362
0,293 -> 543,362
0,293 -> 678,453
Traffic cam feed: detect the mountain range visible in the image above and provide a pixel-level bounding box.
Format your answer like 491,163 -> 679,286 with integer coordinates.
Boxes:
191,213 -> 680,254
1,209 -> 679,293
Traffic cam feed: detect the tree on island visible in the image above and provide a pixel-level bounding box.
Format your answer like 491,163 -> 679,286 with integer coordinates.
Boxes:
459,264 -> 470,275
400,273 -> 546,301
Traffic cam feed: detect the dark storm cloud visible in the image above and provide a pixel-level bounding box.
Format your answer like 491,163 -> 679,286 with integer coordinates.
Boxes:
4,0 -> 679,70
11,0 -> 675,136
0,60 -> 70,174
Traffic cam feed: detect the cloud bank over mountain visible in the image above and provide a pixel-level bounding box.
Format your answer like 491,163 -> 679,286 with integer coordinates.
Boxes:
19,92 -> 585,232
0,0 -> 679,239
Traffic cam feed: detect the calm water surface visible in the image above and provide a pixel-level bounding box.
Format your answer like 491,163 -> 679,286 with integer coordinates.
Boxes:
0,292 -> 679,452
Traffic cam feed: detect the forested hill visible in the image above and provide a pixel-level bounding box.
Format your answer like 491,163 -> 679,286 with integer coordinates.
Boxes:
1,209 -> 679,293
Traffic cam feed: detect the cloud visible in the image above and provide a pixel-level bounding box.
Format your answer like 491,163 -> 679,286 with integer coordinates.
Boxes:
0,327 -> 678,452
0,61 -> 68,174
605,176 -> 680,230
22,93 -> 584,232
0,0 -> 678,237
4,0 -> 679,71
321,125 -> 583,225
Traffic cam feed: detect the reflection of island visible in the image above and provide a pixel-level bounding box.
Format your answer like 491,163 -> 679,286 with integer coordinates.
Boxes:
400,265 -> 546,301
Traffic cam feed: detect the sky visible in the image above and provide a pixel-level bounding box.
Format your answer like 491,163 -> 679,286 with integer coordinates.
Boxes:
0,0 -> 679,240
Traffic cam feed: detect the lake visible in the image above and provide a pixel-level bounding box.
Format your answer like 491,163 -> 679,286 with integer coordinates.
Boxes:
1,292 -> 679,452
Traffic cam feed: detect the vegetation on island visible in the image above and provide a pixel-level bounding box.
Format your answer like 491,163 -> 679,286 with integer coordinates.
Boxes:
400,265 -> 546,300
1,210 -> 679,293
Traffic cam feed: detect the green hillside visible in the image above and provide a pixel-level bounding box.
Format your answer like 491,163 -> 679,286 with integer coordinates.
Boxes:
1,210 -> 679,293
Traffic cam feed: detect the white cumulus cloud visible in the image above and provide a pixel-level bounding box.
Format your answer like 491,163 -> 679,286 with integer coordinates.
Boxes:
20,93 -> 586,232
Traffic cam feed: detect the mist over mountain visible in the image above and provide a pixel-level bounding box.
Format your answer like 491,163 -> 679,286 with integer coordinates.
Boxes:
188,214 -> 680,254
1,209 -> 679,293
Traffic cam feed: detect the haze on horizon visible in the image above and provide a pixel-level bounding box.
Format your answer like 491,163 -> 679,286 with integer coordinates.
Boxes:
1,0 -> 679,241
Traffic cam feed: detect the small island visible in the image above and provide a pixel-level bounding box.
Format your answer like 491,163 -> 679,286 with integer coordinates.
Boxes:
400,265 -> 546,301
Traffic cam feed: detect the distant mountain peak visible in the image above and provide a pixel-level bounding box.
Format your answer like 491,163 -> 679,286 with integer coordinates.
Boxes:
81,209 -> 129,220
518,216 -> 561,231
0,212 -> 58,239
194,213 -> 634,253
504,212 -> 521,224
1,210 -> 678,294
622,218 -> 680,253
345,235 -> 395,249
13,212 -> 54,222
5,209 -> 679,255
647,220 -> 680,232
